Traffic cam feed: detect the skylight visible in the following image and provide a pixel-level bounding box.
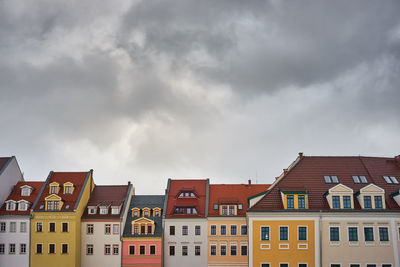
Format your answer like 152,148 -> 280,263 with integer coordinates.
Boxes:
324,175 -> 339,183
383,175 -> 399,184
352,175 -> 368,184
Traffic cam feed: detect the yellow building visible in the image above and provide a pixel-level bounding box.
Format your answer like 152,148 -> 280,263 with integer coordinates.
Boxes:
30,170 -> 94,267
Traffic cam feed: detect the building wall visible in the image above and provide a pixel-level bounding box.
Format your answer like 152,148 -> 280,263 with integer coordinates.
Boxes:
122,238 -> 162,267
81,220 -> 122,267
0,216 -> 30,267
0,157 -> 23,206
207,217 -> 248,267
163,218 -> 207,267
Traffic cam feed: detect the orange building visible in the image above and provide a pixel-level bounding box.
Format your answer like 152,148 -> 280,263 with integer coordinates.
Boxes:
207,181 -> 269,267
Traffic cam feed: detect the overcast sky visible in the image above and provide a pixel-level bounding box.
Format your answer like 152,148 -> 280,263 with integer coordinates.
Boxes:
1,0 -> 400,194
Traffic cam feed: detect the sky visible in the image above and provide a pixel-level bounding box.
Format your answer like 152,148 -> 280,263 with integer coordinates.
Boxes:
1,0 -> 400,194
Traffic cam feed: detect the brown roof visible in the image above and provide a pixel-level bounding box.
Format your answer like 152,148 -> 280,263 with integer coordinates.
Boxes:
0,181 -> 44,215
82,185 -> 129,219
250,155 -> 400,211
0,157 -> 12,173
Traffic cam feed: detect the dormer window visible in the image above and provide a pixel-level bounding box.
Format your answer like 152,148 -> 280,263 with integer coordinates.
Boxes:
88,207 -> 96,214
238,204 -> 243,210
65,186 -> 72,194
352,175 -> 368,184
63,182 -> 74,195
324,175 -> 339,183
357,184 -> 385,209
143,208 -> 150,217
174,206 -> 198,215
281,191 -> 309,209
49,182 -> 60,194
99,207 -> 108,214
178,191 -> 196,198
6,201 -> 16,211
20,186 -> 32,196
326,184 -> 354,209
111,206 -> 120,215
51,186 -> 57,194
383,175 -> 399,184
153,207 -> 161,216
18,201 -> 29,211
374,196 -> 383,209
213,204 -> 218,210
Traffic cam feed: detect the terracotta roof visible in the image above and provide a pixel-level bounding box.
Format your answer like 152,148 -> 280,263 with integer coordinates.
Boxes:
33,171 -> 91,212
208,183 -> 269,216
250,155 -> 400,211
82,185 -> 129,219
165,179 -> 208,218
0,181 -> 44,215
0,157 -> 12,173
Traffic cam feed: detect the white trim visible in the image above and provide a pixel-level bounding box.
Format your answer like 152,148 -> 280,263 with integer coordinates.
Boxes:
260,225 -> 270,241
260,243 -> 270,250
278,243 -> 289,250
297,225 -> 308,241
279,225 -> 289,241
297,243 -> 308,250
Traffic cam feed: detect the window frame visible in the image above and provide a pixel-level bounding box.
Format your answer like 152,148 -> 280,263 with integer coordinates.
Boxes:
260,226 -> 270,241
364,227 -> 374,242
279,226 -> 289,241
348,226 -> 358,242
298,226 -> 307,241
379,227 -> 389,242
329,226 -> 340,242
287,195 -> 294,209
87,244 -> 94,255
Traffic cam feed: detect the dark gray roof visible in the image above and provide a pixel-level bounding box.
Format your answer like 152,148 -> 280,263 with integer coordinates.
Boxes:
123,195 -> 165,238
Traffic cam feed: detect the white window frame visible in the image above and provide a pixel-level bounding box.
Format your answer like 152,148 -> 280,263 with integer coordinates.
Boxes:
297,225 -> 308,241
279,225 -> 289,241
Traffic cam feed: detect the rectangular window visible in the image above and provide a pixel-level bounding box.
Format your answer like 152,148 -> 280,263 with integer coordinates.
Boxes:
113,224 -> 119,234
10,222 -> 16,232
343,196 -> 351,209
87,224 -> 94,234
0,222 -> 5,232
379,227 -> 389,241
298,264 -> 307,267
382,265 -> 392,267
364,227 -> 374,241
374,196 -> 383,209
383,175 -> 399,184
287,195 -> 294,208
280,264 -> 289,267
105,244 -> 111,255
49,244 -> 55,254
230,245 -> 237,256
229,205 -> 235,215
324,175 -> 339,183
195,245 -> 200,256
47,201 -> 53,210
231,225 -> 237,235
36,244 -> 42,254
87,244 -> 93,255
280,226 -> 288,241
37,222 -> 42,232
113,244 -> 119,255
350,265 -> 360,267
150,245 -> 156,255
210,245 -> 216,255
220,245 -> 226,256
211,225 -> 217,235
298,226 -> 307,241
0,244 -> 4,254
331,265 -> 341,267
261,226 -> 270,241
332,196 -> 340,209
221,225 -> 226,235
213,204 -> 218,210
20,222 -> 27,233
366,265 -> 377,267
62,223 -> 68,232
364,196 -> 372,209
54,201 -> 59,210
140,245 -> 145,255
261,264 -> 270,267
222,205 -> 227,215
147,225 -> 152,234
105,224 -> 111,234
182,225 -> 188,235
298,195 -> 305,209
169,245 -> 175,256
62,244 -> 68,254
134,225 -> 139,234
129,245 -> 135,255
241,225 -> 247,235
330,227 -> 339,241
169,225 -> 175,235
182,245 -> 188,256
195,225 -> 201,235
49,222 -> 55,232
348,227 -> 358,241
241,245 -> 247,256
9,243 -> 15,254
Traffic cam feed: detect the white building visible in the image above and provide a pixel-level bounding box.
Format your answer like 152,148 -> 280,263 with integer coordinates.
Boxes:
0,156 -> 24,206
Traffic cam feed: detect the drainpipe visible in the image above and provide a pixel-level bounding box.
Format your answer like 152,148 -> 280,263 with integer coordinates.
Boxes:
319,211 -> 322,267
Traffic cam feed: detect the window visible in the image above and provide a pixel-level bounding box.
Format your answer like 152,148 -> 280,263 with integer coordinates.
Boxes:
350,265 -> 360,267
0,222 -> 5,232
140,245 -> 145,255
10,222 -> 16,232
150,245 -> 156,255
231,225 -> 237,235
62,244 -> 68,254
332,196 -> 341,209
195,245 -> 200,256
49,222 -> 55,232
374,196 -> 383,209
100,207 -> 108,214
330,227 -> 339,241
298,195 -> 305,209
141,225 -> 145,234
21,187 -> 31,196
379,227 -> 389,241
364,196 -> 372,209
113,224 -> 119,234
229,205 -> 235,215
352,175 -> 368,183
111,207 -> 120,215
18,202 -> 28,211
36,244 -> 43,254
221,225 -> 226,235
65,186 -> 72,194
261,226 -> 270,241
9,243 -> 15,254
238,204 -> 243,210
147,225 -> 152,234
241,245 -> 247,256
330,265 -> 341,267
133,211 -> 138,216
182,225 -> 188,235
88,207 -> 96,214
154,210 -> 160,216
113,244 -> 119,255
21,244 -> 28,255
182,245 -> 188,256
20,222 -> 27,233
53,201 -> 60,211
324,175 -> 339,183
230,245 -> 237,256
105,224 -> 111,234
280,264 -> 289,267
144,210 -> 149,216
169,245 -> 175,256
299,264 -> 307,267
298,226 -> 307,241
6,201 -> 16,211
280,226 -> 288,241
62,222 -> 68,232
382,265 -> 392,267
343,196 -> 351,209
364,227 -> 374,241
220,245 -> 226,256
195,225 -> 201,235
287,195 -> 294,208
134,225 -> 138,234
49,244 -> 55,254
87,224 -> 94,234
261,264 -> 270,267
37,222 -> 43,232
366,265 -> 377,267
210,245 -> 216,255
213,204 -> 218,210
87,244 -> 93,255
51,186 -> 58,194
169,225 -> 175,235
383,175 -> 399,184
129,245 -> 135,255
211,225 -> 217,235
241,225 -> 247,235
348,227 -> 358,241
222,205 -> 227,215
47,201 -> 53,210
105,245 -> 111,255
0,244 -> 4,254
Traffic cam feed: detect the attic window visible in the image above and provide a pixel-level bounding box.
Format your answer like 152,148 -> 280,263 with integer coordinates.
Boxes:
213,204 -> 218,210
88,207 -> 96,214
111,207 -> 120,215
6,201 -> 16,211
18,201 -> 28,211
352,175 -> 368,184
65,186 -> 72,195
238,204 -> 243,210
324,175 -> 339,184
383,176 -> 399,184
100,207 -> 108,214
178,191 -> 196,198
21,188 -> 31,196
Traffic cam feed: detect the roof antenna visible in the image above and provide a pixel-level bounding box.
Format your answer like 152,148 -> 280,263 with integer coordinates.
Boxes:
255,171 -> 258,184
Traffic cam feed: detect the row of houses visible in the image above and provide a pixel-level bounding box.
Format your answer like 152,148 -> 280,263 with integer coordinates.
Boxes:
0,153 -> 399,267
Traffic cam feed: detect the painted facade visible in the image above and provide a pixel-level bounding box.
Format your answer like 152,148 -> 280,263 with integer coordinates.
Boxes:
122,195 -> 164,267
30,170 -> 94,267
0,156 -> 24,206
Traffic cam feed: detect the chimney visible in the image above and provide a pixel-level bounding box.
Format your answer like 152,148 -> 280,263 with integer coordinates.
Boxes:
298,152 -> 304,159
128,181 -> 131,185
283,168 -> 288,175
248,179 -> 251,186
395,155 -> 400,166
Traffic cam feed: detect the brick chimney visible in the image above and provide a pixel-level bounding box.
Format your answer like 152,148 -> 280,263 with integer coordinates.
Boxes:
395,155 -> 400,166
298,152 -> 304,159
248,179 -> 251,186
283,168 -> 288,175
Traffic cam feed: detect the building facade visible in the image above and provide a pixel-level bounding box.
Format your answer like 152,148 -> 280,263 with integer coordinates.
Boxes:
0,156 -> 24,206
122,195 -> 165,267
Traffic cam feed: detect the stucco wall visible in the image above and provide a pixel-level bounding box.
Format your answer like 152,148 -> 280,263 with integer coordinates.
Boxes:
122,239 -> 162,266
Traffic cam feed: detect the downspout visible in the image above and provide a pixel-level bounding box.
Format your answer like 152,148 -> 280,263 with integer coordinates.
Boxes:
319,211 -> 322,267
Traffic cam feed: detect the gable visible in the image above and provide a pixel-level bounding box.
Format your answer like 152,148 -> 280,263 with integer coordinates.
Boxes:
45,194 -> 62,201
360,184 -> 385,193
329,183 -> 353,194
132,217 -> 154,224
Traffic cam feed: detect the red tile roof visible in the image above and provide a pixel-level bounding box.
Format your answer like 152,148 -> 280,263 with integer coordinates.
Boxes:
208,183 -> 269,216
250,155 -> 400,211
0,181 -> 44,215
33,171 -> 91,212
82,185 -> 129,219
165,179 -> 208,218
